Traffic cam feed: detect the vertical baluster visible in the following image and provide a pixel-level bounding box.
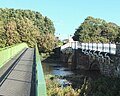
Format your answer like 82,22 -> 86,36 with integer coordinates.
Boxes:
76,41 -> 78,49
88,42 -> 89,50
102,43 -> 104,52
92,43 -> 93,50
81,43 -> 82,49
87,43 -> 88,50
109,43 -> 111,54
97,43 -> 98,51
85,43 -> 86,50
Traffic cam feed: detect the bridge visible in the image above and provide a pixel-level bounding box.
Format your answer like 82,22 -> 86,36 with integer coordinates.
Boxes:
0,43 -> 46,96
61,41 -> 120,77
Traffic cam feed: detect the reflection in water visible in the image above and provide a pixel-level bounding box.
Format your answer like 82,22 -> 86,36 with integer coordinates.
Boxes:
42,62 -> 100,79
42,62 -> 73,76
52,69 -> 73,76
42,61 -> 101,88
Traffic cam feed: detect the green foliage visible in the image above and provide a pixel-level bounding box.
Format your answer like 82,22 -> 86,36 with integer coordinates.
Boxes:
0,8 -> 56,52
73,16 -> 120,43
91,76 -> 120,96
62,75 -> 120,96
45,75 -> 80,96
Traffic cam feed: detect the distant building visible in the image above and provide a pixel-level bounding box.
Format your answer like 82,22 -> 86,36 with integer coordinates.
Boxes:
68,35 -> 74,42
63,35 -> 74,44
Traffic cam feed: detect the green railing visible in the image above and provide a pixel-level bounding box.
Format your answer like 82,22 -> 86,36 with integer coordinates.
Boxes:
0,43 -> 47,95
0,43 -> 28,68
35,45 -> 47,96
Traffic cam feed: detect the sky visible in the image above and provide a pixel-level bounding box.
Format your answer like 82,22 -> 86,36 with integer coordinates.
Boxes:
0,0 -> 120,40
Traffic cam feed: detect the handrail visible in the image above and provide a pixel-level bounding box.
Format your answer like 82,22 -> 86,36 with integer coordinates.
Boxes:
0,43 -> 28,68
61,42 -> 116,54
35,45 -> 47,96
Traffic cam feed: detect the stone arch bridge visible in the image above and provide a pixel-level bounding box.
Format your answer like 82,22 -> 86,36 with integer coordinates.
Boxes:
60,41 -> 120,77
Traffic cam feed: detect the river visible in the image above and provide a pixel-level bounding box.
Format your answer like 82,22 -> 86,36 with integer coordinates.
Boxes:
42,60 -> 101,89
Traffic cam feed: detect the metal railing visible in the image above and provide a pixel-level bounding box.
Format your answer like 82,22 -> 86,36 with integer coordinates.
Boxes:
0,43 -> 47,95
61,41 -> 116,54
81,43 -> 116,54
35,45 -> 47,96
0,43 -> 28,68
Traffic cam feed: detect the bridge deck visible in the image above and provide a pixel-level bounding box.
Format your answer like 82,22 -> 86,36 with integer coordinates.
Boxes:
0,48 -> 34,96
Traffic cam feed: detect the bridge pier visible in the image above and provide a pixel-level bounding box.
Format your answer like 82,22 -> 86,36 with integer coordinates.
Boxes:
75,49 -> 90,70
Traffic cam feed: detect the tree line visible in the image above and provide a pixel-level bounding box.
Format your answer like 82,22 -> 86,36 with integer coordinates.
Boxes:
0,8 -> 56,52
73,16 -> 120,43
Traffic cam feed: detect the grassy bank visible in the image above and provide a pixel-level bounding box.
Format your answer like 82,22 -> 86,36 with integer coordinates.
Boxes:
45,74 -> 120,96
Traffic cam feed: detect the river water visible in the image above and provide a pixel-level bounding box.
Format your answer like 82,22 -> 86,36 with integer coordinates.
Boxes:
42,62 -> 73,76
42,61 -> 101,88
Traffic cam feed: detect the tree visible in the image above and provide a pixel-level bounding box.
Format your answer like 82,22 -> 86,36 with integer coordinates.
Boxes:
5,20 -> 21,46
0,21 -> 6,47
0,8 -> 56,52
73,16 -> 120,43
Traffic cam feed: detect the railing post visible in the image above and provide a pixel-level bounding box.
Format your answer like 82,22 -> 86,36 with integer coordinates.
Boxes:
102,43 -> 104,52
92,43 -> 93,50
87,43 -> 89,50
109,43 -> 111,54
97,43 -> 98,51
74,42 -> 76,49
75,41 -> 78,49
88,42 -> 89,50
85,43 -> 86,50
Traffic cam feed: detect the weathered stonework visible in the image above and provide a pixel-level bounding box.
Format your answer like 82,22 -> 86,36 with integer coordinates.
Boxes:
114,44 -> 120,77
60,44 -> 120,77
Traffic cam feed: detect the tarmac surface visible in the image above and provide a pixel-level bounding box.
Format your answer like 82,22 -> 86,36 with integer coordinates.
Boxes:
0,48 -> 34,96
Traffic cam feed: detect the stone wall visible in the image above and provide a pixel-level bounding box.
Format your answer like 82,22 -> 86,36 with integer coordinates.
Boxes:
60,44 -> 120,77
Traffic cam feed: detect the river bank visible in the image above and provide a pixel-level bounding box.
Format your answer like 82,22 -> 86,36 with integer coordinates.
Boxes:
42,58 -> 120,96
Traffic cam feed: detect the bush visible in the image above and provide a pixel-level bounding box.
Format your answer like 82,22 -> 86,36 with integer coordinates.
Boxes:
45,75 -> 80,96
